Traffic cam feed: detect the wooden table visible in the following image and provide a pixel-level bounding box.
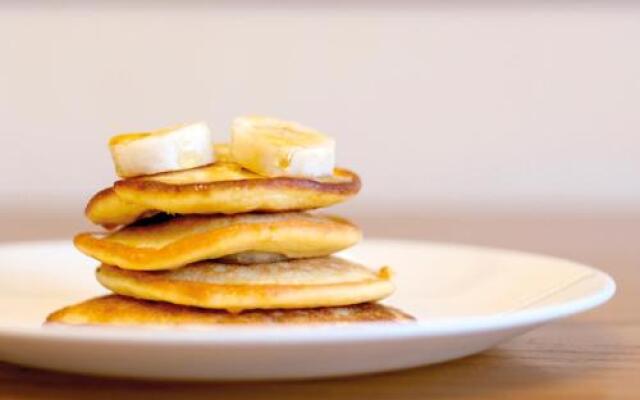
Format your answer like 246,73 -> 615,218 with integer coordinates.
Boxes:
1,213 -> 638,399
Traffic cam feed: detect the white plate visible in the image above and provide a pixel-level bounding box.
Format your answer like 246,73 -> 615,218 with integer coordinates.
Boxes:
0,239 -> 614,380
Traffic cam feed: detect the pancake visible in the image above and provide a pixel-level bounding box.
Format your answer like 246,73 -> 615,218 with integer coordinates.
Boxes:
96,257 -> 394,311
75,212 -> 361,271
46,295 -> 414,326
85,162 -> 360,228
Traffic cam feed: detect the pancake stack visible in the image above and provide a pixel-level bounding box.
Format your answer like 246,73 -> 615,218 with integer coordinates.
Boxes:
47,118 -> 412,326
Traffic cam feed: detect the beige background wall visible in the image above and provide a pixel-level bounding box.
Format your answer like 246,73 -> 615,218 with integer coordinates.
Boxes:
1,2 -> 639,233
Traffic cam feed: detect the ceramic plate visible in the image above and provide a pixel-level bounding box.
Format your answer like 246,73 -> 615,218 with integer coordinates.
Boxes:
0,239 -> 614,380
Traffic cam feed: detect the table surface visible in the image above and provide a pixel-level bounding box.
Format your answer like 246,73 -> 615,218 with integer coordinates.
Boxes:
0,213 -> 638,399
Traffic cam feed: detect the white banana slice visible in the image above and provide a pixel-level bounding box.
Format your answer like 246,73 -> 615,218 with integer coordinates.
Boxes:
230,116 -> 335,178
109,122 -> 214,178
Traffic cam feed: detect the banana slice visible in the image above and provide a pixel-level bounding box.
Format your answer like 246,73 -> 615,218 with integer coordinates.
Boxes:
230,116 -> 335,178
109,122 -> 214,178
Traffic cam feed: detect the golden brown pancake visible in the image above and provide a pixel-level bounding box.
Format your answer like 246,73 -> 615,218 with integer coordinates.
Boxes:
46,295 -> 414,326
96,257 -> 394,312
75,212 -> 361,271
85,162 -> 360,228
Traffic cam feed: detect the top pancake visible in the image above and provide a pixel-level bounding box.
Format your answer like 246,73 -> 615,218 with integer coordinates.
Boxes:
86,162 -> 361,228
46,295 -> 414,326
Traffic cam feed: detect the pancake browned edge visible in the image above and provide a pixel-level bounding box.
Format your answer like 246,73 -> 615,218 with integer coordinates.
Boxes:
45,295 -> 415,326
74,212 -> 362,271
85,162 -> 361,228
95,257 -> 395,312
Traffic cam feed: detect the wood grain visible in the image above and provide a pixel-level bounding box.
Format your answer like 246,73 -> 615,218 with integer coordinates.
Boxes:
0,213 -> 638,399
